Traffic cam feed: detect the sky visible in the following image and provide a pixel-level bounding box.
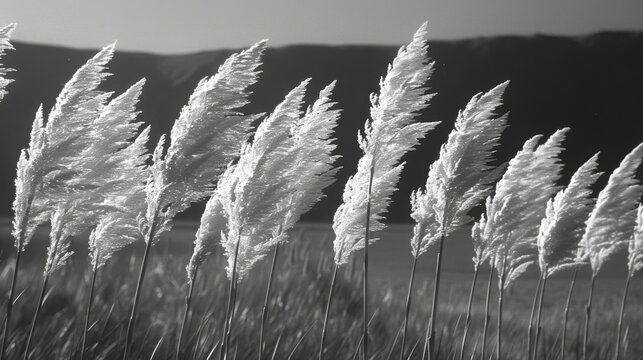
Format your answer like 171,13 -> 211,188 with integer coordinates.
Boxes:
1,0 -> 642,54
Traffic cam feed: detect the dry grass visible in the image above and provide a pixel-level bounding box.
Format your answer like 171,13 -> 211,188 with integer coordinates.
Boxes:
0,231 -> 640,359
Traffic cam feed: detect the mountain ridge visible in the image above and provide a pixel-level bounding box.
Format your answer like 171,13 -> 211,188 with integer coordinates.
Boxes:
0,31 -> 642,222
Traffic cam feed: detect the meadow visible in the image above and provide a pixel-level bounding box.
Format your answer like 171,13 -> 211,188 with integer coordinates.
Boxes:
0,222 -> 640,359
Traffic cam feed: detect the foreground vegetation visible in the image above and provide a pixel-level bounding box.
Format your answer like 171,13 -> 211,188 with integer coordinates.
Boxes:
0,232 -> 639,360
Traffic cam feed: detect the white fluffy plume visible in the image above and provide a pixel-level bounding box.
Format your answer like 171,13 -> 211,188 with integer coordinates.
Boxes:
45,80 -> 149,275
0,23 -> 16,102
333,22 -> 439,266
537,153 -> 602,277
629,204 -> 643,276
141,41 -> 265,244
579,143 -> 643,276
12,44 -> 115,252
410,81 -> 509,258
473,128 -> 568,287
191,80 -> 341,282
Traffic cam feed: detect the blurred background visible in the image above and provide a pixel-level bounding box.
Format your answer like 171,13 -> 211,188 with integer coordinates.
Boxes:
0,0 -> 642,280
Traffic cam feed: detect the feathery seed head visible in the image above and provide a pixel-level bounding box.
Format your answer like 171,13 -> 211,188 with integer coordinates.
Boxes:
629,204 -> 643,276
476,129 -> 568,288
142,41 -> 266,244
411,81 -> 509,258
537,153 -> 601,276
0,23 -> 16,102
580,143 -> 643,276
333,22 -> 440,266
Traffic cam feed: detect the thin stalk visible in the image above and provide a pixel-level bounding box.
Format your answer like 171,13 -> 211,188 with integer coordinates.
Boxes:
534,271 -> 548,360
561,266 -> 578,360
176,266 -> 198,360
1,236 -> 23,360
458,264 -> 480,360
222,234 -> 241,360
2,192 -> 34,360
318,265 -> 339,360
582,274 -> 596,360
527,274 -> 544,360
400,247 -> 420,360
496,255 -> 507,360
426,231 -> 446,360
123,216 -> 157,360
259,244 -> 280,360
614,273 -> 631,360
22,274 -> 49,360
362,166 -> 374,360
80,253 -> 100,360
481,260 -> 494,360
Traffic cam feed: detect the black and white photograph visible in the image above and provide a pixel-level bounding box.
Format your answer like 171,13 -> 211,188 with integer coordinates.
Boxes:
0,1 -> 642,359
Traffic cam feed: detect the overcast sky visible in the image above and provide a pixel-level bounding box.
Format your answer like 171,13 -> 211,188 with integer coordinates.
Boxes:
1,0 -> 642,54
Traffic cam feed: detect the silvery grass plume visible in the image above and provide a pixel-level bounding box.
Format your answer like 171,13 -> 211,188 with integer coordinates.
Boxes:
0,23 -> 16,102
537,153 -> 602,277
474,128 -> 568,288
124,41 -> 266,360
42,80 -> 148,274
410,81 -> 508,360
20,46 -> 150,360
192,79 -> 341,282
332,22 -> 439,266
407,81 -> 509,360
629,204 -> 643,276
410,81 -> 509,259
12,44 -> 115,251
578,143 -> 643,276
473,128 -> 567,359
578,144 -> 643,360
140,40 -> 265,244
530,153 -> 601,360
614,204 -> 643,360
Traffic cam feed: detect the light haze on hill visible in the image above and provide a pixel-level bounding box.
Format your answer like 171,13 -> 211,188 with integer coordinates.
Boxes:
1,0 -> 642,53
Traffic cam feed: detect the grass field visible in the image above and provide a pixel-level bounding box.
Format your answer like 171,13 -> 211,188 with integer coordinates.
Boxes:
0,222 -> 641,359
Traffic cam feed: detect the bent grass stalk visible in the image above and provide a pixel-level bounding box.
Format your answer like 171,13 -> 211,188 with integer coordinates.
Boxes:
222,234 -> 241,360
582,274 -> 596,360
400,245 -> 421,360
458,264 -> 480,360
534,269 -> 548,360
318,265 -> 338,360
1,231 -> 25,360
496,255 -> 508,360
527,274 -> 543,360
176,266 -> 198,360
123,217 -> 157,360
426,231 -> 446,360
259,244 -> 280,360
80,251 -> 100,360
561,266 -> 578,360
481,260 -> 494,360
362,166 -> 374,360
614,274 -> 631,360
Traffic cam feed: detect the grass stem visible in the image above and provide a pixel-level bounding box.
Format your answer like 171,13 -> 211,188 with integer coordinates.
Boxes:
222,233 -> 241,360
426,231 -> 446,360
22,274 -> 49,360
176,266 -> 198,360
80,253 -> 100,360
259,244 -> 279,360
458,264 -> 479,360
0,235 -> 24,360
582,273 -> 596,360
318,265 -> 338,360
534,271 -> 548,360
561,266 -> 578,360
527,273 -> 543,360
614,273 -> 631,360
399,247 -> 420,360
481,260 -> 494,360
123,217 -> 157,360
362,166 -> 374,360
